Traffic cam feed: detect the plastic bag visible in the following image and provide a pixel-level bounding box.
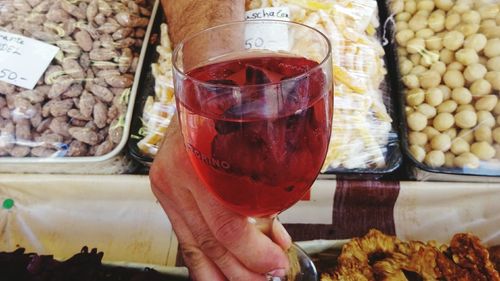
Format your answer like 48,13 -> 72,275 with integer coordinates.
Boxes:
246,0 -> 399,172
388,0 -> 500,179
0,0 -> 154,158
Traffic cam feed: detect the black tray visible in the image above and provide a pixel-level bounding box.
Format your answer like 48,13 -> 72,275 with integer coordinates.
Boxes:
378,0 -> 500,180
128,5 -> 403,177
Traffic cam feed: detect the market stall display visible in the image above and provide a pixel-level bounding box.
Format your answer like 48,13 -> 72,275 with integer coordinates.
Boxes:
129,0 -> 402,176
388,0 -> 500,180
0,0 -> 158,174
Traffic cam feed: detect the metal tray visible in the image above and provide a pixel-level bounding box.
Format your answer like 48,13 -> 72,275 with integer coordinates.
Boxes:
128,4 -> 402,177
378,0 -> 500,182
0,0 -> 159,174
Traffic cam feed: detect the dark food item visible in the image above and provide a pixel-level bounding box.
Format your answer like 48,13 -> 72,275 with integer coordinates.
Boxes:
0,247 -> 174,281
321,229 -> 500,281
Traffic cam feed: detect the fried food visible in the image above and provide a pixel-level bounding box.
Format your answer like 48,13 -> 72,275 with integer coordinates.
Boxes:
321,229 -> 500,281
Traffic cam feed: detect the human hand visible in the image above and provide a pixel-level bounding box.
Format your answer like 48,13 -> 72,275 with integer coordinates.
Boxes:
149,116 -> 292,281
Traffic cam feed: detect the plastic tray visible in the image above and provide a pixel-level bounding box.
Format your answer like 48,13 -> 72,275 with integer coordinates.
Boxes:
128,4 -> 402,177
0,0 -> 159,174
378,0 -> 500,182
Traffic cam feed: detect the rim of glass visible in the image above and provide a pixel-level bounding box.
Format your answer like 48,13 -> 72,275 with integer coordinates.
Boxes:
172,20 -> 332,89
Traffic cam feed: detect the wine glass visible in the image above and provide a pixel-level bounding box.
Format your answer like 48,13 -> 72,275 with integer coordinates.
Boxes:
172,20 -> 332,280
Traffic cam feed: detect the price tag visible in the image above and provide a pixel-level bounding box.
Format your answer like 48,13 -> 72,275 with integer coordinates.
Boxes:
0,31 -> 59,89
245,7 -> 290,51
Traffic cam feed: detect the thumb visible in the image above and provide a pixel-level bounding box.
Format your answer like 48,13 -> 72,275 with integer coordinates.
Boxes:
271,219 -> 292,251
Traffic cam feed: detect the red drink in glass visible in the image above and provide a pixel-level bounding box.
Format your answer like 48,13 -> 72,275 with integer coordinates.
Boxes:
177,55 -> 332,217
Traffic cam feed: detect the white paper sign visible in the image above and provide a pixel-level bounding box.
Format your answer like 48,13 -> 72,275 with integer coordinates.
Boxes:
0,31 -> 59,89
245,7 -> 290,51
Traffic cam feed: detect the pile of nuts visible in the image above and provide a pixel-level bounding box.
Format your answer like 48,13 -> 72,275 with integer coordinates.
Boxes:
392,0 -> 500,169
0,0 -> 152,157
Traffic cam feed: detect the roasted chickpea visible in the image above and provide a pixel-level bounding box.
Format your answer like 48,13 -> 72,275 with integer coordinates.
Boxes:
428,11 -> 445,32
451,87 -> 472,105
451,137 -> 470,155
443,31 -> 465,51
424,88 -> 444,106
455,48 -> 479,65
410,53 -> 421,65
485,71 -> 500,91
444,127 -> 457,139
455,110 -> 478,129
475,95 -> 498,111
410,145 -> 426,162
477,111 -> 496,128
437,100 -> 458,113
433,112 -> 455,131
437,85 -> 451,100
445,13 -> 461,31
423,126 -> 441,139
424,150 -> 446,167
440,49 -> 455,64
399,59 -> 413,76
409,131 -> 428,146
470,79 -> 492,96
391,0 -> 404,14
426,36 -> 443,50
419,70 -> 442,89
416,28 -> 434,39
471,141 -> 496,160
458,129 -> 475,144
417,0 -> 435,11
430,61 -> 446,75
443,70 -> 465,89
493,127 -> 500,144
407,112 -> 428,131
487,57 -> 500,72
444,152 -> 455,167
406,88 -> 425,106
457,104 -> 475,112
403,74 -> 420,89
447,62 -> 464,71
396,12 -> 412,22
405,0 -> 417,14
464,63 -> 487,83
435,0 -> 454,11
410,65 -> 428,76
479,4 -> 500,19
474,125 -> 493,143
407,37 -> 425,54
396,29 -> 415,46
464,34 -> 488,52
462,10 -> 481,24
409,14 -> 428,31
431,133 -> 452,151
453,152 -> 480,168
417,103 -> 437,118
455,24 -> 480,37
484,39 -> 500,58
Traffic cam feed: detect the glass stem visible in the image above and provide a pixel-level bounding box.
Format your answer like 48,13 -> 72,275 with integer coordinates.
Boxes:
251,216 -> 301,281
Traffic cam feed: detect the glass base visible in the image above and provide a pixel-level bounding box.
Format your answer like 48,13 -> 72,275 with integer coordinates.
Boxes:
267,243 -> 318,281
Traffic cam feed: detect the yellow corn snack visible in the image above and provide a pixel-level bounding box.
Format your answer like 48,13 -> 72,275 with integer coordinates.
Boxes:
247,0 -> 394,171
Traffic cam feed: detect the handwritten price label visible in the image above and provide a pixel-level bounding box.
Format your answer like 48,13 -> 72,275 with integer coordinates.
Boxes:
244,7 -> 290,52
0,31 -> 59,89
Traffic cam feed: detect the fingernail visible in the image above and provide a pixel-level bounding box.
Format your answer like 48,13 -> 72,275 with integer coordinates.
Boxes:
275,221 -> 292,248
267,268 -> 286,278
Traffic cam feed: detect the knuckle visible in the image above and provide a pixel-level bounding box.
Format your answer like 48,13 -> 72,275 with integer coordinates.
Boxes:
199,237 -> 230,263
213,214 -> 245,244
179,243 -> 205,269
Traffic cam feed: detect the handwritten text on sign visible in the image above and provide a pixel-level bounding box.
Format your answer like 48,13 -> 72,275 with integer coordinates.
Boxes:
0,31 -> 59,89
245,7 -> 290,51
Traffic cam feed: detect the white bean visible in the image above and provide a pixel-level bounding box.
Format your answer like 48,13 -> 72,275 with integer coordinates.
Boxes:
433,112 -> 455,131
453,152 -> 480,168
424,150 -> 445,167
407,112 -> 428,131
455,110 -> 478,129
431,133 -> 452,151
443,70 -> 465,89
471,141 -> 496,160
451,137 -> 470,155
464,63 -> 487,83
470,79 -> 492,96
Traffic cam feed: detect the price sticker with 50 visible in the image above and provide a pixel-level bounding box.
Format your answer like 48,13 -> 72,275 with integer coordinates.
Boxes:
244,7 -> 290,51
0,31 -> 59,90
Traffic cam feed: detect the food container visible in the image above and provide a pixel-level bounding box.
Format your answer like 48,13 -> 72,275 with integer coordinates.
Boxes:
128,1 -> 403,178
0,0 -> 160,174
381,0 -> 500,182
